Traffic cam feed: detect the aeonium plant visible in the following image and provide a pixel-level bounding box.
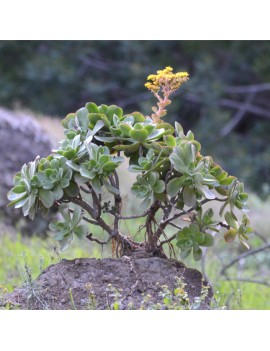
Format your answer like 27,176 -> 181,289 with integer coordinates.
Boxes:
7,67 -> 253,260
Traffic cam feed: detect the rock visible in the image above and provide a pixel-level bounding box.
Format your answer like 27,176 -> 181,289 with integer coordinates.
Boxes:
2,257 -> 213,310
0,107 -> 53,234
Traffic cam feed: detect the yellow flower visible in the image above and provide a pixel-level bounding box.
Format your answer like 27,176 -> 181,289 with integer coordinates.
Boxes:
145,67 -> 189,94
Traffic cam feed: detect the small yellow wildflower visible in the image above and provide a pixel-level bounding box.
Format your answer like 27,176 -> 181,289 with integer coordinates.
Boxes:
145,66 -> 189,94
145,67 -> 189,123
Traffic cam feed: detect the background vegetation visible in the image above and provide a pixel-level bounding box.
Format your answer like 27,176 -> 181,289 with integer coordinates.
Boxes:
1,41 -> 270,197
0,41 -> 270,309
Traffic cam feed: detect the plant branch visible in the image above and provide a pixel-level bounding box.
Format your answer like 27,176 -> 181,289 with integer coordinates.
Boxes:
86,233 -> 112,245
110,172 -> 122,234
80,186 -> 91,194
220,242 -> 270,275
71,197 -> 112,234
158,198 -> 226,244
108,211 -> 149,220
86,182 -> 101,218
167,222 -> 183,230
68,207 -> 99,226
159,233 -> 177,246
71,197 -> 95,218
82,216 -> 100,226
225,83 -> 270,94
218,221 -> 230,230
145,200 -> 160,250
220,98 -> 270,121
220,93 -> 255,137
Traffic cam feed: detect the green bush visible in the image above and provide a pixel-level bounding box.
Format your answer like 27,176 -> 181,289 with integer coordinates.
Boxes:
8,67 -> 253,261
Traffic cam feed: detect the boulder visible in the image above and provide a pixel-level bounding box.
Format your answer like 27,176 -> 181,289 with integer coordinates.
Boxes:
2,256 -> 213,310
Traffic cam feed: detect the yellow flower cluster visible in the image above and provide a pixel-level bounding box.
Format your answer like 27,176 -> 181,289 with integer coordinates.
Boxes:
145,66 -> 189,93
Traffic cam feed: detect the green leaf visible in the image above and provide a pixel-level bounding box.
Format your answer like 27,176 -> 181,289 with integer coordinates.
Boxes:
118,123 -> 132,137
99,154 -> 111,166
66,160 -> 80,172
127,164 -> 144,173
86,102 -> 99,113
194,231 -> 205,244
64,182 -> 79,198
180,248 -> 192,259
103,178 -> 120,195
199,185 -> 216,200
11,196 -> 28,209
175,122 -> 184,136
59,235 -> 73,251
60,177 -> 70,189
147,172 -> 158,186
72,207 -> 81,226
147,128 -> 165,140
225,212 -> 238,230
189,223 -> 200,234
152,180 -> 165,193
61,113 -> 76,128
7,190 -> 27,202
10,185 -> 26,194
186,130 -> 195,140
124,112 -> 145,123
98,104 -> 108,114
184,142 -> 197,165
157,122 -> 174,134
59,204 -> 71,222
129,129 -> 148,143
74,225 -> 86,239
154,191 -> 166,202
238,234 -> 250,250
39,189 -> 55,208
88,113 -> 106,126
164,135 -> 176,147
239,193 -> 249,202
53,184 -> 64,200
22,194 -> 36,217
203,174 -> 219,186
63,149 -> 77,160
102,161 -> 119,172
140,194 -> 153,210
106,105 -> 123,121
144,125 -> 155,135
167,177 -> 184,197
80,168 -> 95,179
169,147 -> 190,174
76,107 -> 90,130
91,177 -> 103,194
94,135 -> 117,143
220,176 -> 235,186
201,233 -> 214,247
183,186 -> 197,207
91,119 -> 105,135
113,143 -> 140,152
193,247 -> 202,261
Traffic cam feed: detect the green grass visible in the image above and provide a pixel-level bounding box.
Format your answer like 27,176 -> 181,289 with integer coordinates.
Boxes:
214,281 -> 270,310
0,233 -> 100,292
1,192 -> 269,309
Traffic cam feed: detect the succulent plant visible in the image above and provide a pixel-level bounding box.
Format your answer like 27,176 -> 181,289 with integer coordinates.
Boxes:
7,67 -> 253,260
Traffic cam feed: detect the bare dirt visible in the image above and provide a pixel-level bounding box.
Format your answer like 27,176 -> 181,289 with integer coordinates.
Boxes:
3,256 -> 213,310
